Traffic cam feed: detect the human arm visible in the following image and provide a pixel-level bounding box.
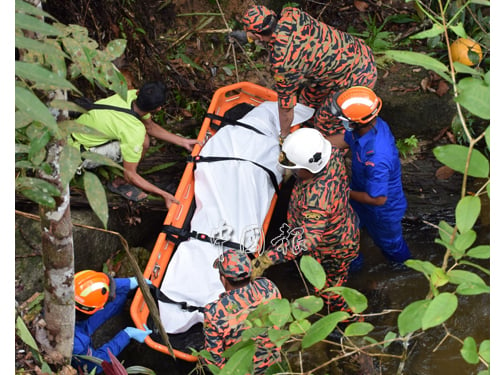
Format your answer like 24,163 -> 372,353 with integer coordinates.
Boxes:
202,308 -> 226,369
349,190 -> 387,206
327,133 -> 349,149
142,117 -> 202,152
278,106 -> 294,138
122,160 -> 179,208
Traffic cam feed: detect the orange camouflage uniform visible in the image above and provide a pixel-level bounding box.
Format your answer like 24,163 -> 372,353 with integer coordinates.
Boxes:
265,147 -> 360,310
203,278 -> 281,374
270,7 -> 377,135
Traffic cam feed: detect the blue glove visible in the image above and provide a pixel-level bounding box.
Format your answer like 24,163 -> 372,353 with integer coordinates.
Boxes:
124,325 -> 152,343
128,277 -> 153,290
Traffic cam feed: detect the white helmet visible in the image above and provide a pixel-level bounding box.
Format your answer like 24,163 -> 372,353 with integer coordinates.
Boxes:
279,128 -> 332,173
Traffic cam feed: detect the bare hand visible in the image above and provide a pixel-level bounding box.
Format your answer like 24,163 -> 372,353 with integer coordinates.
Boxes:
163,192 -> 180,209
182,138 -> 203,152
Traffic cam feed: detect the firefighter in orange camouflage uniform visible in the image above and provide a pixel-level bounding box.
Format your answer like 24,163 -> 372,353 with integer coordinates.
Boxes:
252,128 -> 360,313
240,5 -> 377,140
203,248 -> 282,374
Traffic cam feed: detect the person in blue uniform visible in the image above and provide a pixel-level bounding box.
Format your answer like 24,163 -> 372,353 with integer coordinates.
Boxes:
72,270 -> 152,374
328,86 -> 411,270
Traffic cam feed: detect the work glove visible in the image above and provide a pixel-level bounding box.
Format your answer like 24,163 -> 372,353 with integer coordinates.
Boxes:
227,30 -> 249,45
251,253 -> 274,279
124,324 -> 152,343
128,277 -> 153,290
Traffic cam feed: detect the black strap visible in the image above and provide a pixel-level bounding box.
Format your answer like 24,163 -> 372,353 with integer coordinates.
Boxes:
205,112 -> 265,136
151,285 -> 205,313
88,103 -> 142,120
188,155 -> 280,194
162,225 -> 248,253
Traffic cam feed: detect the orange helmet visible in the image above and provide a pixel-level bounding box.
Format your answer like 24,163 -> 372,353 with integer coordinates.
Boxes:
331,86 -> 382,125
74,270 -> 110,315
241,5 -> 277,34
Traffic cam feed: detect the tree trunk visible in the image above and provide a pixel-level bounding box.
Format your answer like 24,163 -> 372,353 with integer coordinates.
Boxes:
38,137 -> 75,364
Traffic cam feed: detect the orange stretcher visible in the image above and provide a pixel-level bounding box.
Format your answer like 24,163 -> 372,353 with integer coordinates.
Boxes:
130,82 -> 278,362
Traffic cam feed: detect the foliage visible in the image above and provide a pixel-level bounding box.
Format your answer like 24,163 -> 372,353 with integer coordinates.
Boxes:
396,135 -> 419,158
15,0 -> 129,228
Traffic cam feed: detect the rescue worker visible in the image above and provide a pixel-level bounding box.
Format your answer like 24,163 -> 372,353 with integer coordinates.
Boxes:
72,270 -> 152,374
203,248 -> 282,373
252,128 -> 360,312
71,81 -> 200,208
239,5 -> 377,139
329,86 -> 412,270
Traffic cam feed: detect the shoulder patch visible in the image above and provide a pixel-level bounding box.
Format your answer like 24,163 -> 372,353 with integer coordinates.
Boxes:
303,211 -> 322,221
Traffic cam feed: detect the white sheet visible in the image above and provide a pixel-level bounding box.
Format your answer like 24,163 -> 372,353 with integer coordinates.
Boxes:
159,101 -> 314,333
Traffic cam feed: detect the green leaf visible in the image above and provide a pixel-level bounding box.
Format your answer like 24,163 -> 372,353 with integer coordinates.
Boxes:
453,62 -> 482,76
324,287 -> 368,313
405,259 -> 439,278
461,337 -> 479,364
300,255 -> 326,290
383,331 -> 397,348
449,23 -> 468,39
410,24 -> 445,39
125,366 -> 157,374
344,322 -> 374,337
16,61 -> 78,92
302,311 -> 349,349
16,316 -> 39,351
60,144 -> 82,187
15,86 -> 58,134
15,12 -> 62,36
268,299 -> 291,328
422,293 -> 458,330
15,35 -> 68,59
83,172 -> 109,229
447,269 -> 490,295
268,329 -> 290,347
383,50 -> 451,82
430,267 -> 449,287
485,126 -> 490,150
453,230 -> 477,253
433,145 -> 489,178
479,339 -> 490,363
291,296 -> 323,320
105,39 -> 127,59
289,319 -> 311,335
398,299 -> 430,336
438,220 -> 454,244
81,151 -> 124,170
466,245 -> 490,259
220,341 -> 255,375
456,196 -> 481,233
456,77 -> 490,119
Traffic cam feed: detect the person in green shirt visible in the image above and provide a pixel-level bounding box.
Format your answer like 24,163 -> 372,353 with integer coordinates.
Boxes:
71,81 -> 200,208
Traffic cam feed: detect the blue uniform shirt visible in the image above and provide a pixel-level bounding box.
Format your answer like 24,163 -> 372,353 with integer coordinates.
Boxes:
344,117 -> 407,216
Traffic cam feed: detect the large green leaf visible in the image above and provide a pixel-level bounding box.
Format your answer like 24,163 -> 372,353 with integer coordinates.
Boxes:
60,143 -> 82,187
15,12 -> 62,36
16,316 -> 39,351
15,86 -> 58,134
405,259 -> 439,278
456,77 -> 490,119
15,35 -> 67,59
433,144 -> 489,178
220,340 -> 255,375
267,299 -> 291,328
447,269 -> 490,295
289,319 -> 311,335
300,255 -> 326,290
16,61 -> 78,92
291,295 -> 323,320
461,337 -> 479,364
302,311 -> 349,349
267,329 -> 290,347
324,286 -> 368,313
398,299 -> 429,336
466,245 -> 490,259
383,50 -> 451,82
456,196 -> 481,233
453,230 -> 477,253
344,322 -> 374,337
410,23 -> 445,39
422,293 -> 458,330
83,172 -> 109,229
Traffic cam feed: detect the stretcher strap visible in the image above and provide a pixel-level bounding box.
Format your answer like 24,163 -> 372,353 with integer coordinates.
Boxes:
187,155 -> 280,194
151,285 -> 205,313
162,225 -> 248,253
205,112 -> 265,135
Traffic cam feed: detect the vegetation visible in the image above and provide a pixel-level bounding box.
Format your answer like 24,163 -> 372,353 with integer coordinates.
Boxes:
15,0 -> 489,374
